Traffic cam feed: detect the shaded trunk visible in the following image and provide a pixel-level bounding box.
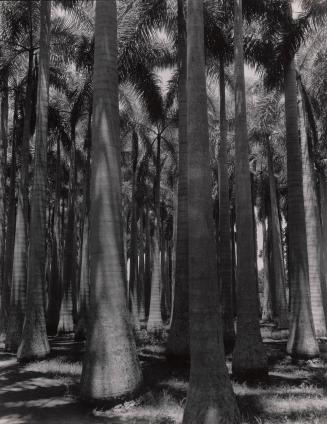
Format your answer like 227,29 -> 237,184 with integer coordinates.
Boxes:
6,45 -> 34,350
129,131 -> 140,328
137,208 -> 146,323
182,1 -> 240,422
217,53 -> 235,354
0,72 -> 8,341
262,218 -> 273,322
46,138 -> 62,336
167,0 -> 189,357
266,140 -> 289,329
17,0 -> 51,361
232,0 -> 268,380
285,58 -> 318,358
144,203 -> 152,317
147,134 -> 163,332
80,0 -> 142,400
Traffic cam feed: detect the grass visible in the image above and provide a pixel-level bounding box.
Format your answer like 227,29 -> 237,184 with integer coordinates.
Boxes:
2,338 -> 327,423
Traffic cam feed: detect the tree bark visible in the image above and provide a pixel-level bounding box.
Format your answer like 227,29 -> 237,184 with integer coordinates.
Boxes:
182,1 -> 240,422
17,0 -> 51,361
232,0 -> 268,380
80,0 -> 142,400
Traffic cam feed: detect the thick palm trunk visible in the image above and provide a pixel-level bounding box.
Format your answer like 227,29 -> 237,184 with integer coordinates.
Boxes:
167,0 -> 189,357
285,59 -> 319,358
80,0 -> 142,400
147,135 -> 163,332
232,0 -> 268,380
0,73 -> 8,341
6,48 -> 34,351
299,82 -> 327,338
182,1 -> 240,422
218,54 -> 235,354
17,0 -> 51,361
266,140 -> 288,329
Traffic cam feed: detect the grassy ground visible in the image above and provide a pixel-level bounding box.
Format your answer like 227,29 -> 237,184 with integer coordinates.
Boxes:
1,329 -> 327,423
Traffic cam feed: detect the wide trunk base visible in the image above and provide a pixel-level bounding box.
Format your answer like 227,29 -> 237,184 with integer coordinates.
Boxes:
5,307 -> 25,353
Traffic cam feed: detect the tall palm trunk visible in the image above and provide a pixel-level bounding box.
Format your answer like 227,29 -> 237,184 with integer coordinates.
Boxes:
46,138 -> 62,336
129,131 -> 140,328
0,72 -> 8,341
6,45 -> 34,351
2,89 -> 19,342
218,53 -> 235,354
285,57 -> 318,358
147,134 -> 163,332
262,216 -> 273,321
144,202 -> 152,317
266,140 -> 288,329
80,0 -> 142,400
182,1 -> 240,422
137,208 -> 146,322
167,0 -> 189,357
232,0 -> 267,379
298,81 -> 327,338
17,0 -> 51,361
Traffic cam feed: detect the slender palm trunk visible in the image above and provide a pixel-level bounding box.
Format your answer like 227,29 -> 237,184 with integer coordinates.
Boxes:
285,58 -> 318,358
46,138 -> 62,336
167,0 -> 189,357
144,203 -> 152,317
129,131 -> 140,328
17,0 -> 51,361
182,1 -> 240,422
262,217 -> 273,322
218,53 -> 235,354
266,140 -> 289,329
80,0 -> 142,400
299,81 -> 327,338
2,90 -> 19,342
147,135 -> 163,332
137,208 -> 146,323
0,73 -> 8,341
232,0 -> 268,379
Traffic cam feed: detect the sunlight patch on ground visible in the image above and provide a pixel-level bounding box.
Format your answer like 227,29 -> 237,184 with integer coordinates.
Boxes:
22,359 -> 82,377
0,414 -> 28,424
2,397 -> 75,409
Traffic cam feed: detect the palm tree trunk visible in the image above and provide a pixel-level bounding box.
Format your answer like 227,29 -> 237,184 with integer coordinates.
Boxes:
6,45 -> 34,351
232,0 -> 268,380
218,53 -> 235,354
137,208 -> 146,323
46,138 -> 62,336
147,134 -> 163,332
167,0 -> 189,357
17,0 -> 51,361
299,81 -> 327,338
144,202 -> 152,317
0,72 -> 8,342
2,89 -> 19,343
285,58 -> 319,358
266,139 -> 289,329
262,217 -> 273,322
80,0 -> 142,400
182,1 -> 240,422
129,131 -> 140,328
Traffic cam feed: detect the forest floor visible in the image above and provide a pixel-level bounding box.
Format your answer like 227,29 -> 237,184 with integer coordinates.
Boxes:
1,326 -> 327,423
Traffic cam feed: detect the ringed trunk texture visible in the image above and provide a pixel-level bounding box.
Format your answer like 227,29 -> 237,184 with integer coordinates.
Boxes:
232,0 -> 268,380
167,0 -> 189,358
266,140 -> 289,329
80,0 -> 142,401
17,0 -> 51,362
285,59 -> 319,358
299,82 -> 327,338
182,1 -> 240,422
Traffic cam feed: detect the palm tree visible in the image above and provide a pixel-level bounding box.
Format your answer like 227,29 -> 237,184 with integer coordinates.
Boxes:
182,1 -> 240,422
17,0 -> 51,362
80,0 -> 142,400
232,0 -> 268,380
166,0 -> 189,358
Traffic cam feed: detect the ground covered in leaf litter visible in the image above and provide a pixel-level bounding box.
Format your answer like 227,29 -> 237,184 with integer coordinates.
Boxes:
0,327 -> 327,424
